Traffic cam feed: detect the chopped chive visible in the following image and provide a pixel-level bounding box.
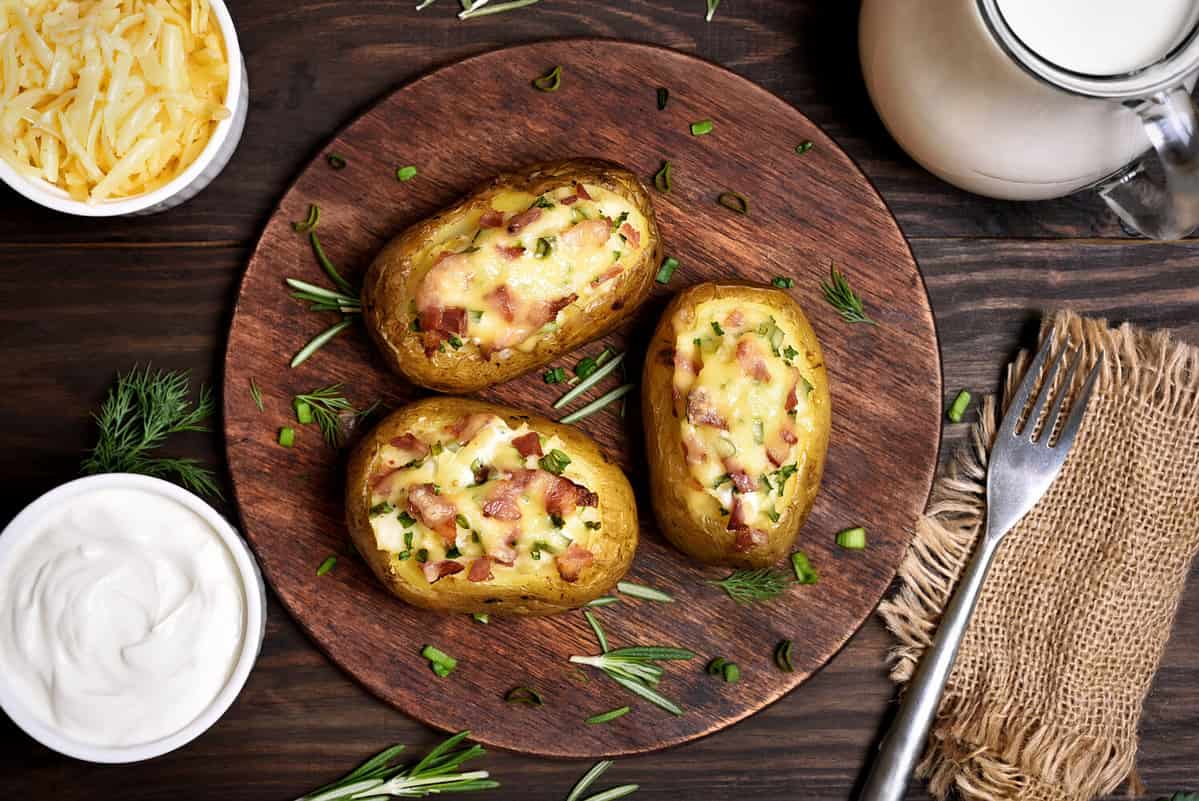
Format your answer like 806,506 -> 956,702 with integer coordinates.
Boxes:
316,555 -> 337,576
559,384 -> 635,425
544,366 -> 567,385
455,513 -> 470,529
290,317 -> 354,368
504,686 -> 544,706
370,501 -> 396,517
553,352 -> 625,409
711,320 -> 724,336
947,389 -> 972,423
294,399 -> 313,424
327,153 -> 347,170
721,662 -> 740,683
653,160 -> 672,193
717,191 -> 749,215
795,140 -> 814,155
532,64 -> 563,92
595,346 -> 615,367
616,581 -> 673,603
585,596 -> 620,607
539,449 -> 571,475
398,511 -> 416,528
835,526 -> 868,550
791,551 -> 819,584
586,706 -> 630,724
584,610 -> 609,653
772,276 -> 795,289
774,639 -> 795,672
690,119 -> 714,136
656,87 -> 669,110
421,644 -> 457,674
472,612 -> 489,624
535,237 -> 553,259
395,165 -> 417,182
469,309 -> 484,323
415,548 -> 428,562
574,356 -> 599,380
249,378 -> 264,412
278,427 -> 295,447
655,256 -> 680,284
292,203 -> 320,233
705,657 -> 727,675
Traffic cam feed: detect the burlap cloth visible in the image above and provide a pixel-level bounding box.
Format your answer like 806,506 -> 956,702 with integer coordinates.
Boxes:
879,310 -> 1199,801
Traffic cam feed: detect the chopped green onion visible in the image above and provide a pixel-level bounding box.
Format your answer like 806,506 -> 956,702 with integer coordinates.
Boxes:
710,320 -> 724,336
421,644 -> 458,675
469,309 -> 484,322
791,551 -> 819,584
717,191 -> 750,215
535,237 -> 553,259
772,276 -> 795,289
560,384 -> 635,425
398,511 -> 416,528
294,399 -> 313,424
584,610 -> 609,653
532,64 -> 562,92
653,160 -> 672,193
574,356 -> 599,381
396,165 -> 418,182
278,427 -> 295,447
765,507 -> 780,523
721,662 -> 740,683
656,256 -> 679,284
290,317 -> 354,368
472,612 -> 489,624
455,513 -> 470,529
657,87 -> 669,110
705,657 -> 727,675
544,366 -> 567,384
292,203 -> 320,233
370,501 -> 396,517
774,639 -> 795,672
690,119 -> 714,136
586,706 -> 630,725
539,449 -> 571,475
416,548 -> 428,562
783,345 -> 799,363
504,686 -> 544,706
947,389 -> 972,423
714,436 -> 737,459
795,140 -> 814,155
595,347 -> 616,367
249,378 -> 264,412
585,596 -> 620,607
553,352 -> 625,408
705,0 -> 720,22
316,555 -> 337,576
327,153 -> 347,170
835,526 -> 868,550
550,513 -> 566,528
617,581 -> 673,603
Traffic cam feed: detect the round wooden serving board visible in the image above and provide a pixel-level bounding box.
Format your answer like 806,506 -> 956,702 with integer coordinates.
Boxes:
223,40 -> 941,758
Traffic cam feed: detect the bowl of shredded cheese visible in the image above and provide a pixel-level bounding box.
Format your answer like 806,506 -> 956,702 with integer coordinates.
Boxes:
0,0 -> 247,216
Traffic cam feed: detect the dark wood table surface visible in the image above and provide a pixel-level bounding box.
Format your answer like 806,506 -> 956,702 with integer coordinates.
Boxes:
1,1 -> 1196,798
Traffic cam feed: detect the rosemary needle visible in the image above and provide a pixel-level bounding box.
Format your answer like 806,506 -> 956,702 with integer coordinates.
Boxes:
566,761 -> 613,801
560,384 -> 634,425
616,581 -> 673,603
291,318 -> 354,368
554,353 -> 625,408
459,0 -> 539,19
586,706 -> 630,725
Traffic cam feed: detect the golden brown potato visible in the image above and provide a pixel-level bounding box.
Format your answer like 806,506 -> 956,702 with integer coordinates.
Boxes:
362,159 -> 663,393
641,282 -> 830,568
345,397 -> 638,615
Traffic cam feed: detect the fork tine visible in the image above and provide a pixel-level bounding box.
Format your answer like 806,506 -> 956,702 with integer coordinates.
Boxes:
997,337 -> 1056,440
1043,349 -> 1084,444
1055,352 -> 1103,450
1024,343 -> 1070,440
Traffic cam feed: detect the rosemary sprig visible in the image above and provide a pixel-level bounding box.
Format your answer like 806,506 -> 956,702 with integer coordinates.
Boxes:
708,568 -> 790,605
296,730 -> 497,801
293,384 -> 376,446
820,263 -> 876,325
287,213 -> 362,367
287,278 -> 361,314
81,367 -> 221,498
569,615 -> 694,716
565,760 -> 639,801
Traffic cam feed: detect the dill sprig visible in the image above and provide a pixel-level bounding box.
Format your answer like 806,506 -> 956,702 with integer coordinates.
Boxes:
820,263 -> 876,325
296,730 -> 497,801
81,366 -> 221,498
708,568 -> 790,605
293,384 -> 377,446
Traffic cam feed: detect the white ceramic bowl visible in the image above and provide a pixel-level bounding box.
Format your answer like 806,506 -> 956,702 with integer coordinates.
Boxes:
0,474 -> 266,763
0,0 -> 248,216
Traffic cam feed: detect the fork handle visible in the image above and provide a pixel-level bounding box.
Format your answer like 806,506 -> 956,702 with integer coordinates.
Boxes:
858,535 -> 1002,801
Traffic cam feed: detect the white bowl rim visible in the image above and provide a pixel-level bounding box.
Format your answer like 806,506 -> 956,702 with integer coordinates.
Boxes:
0,473 -> 265,764
0,0 -> 244,217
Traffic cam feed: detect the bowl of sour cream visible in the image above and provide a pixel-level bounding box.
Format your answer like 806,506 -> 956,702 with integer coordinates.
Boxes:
0,474 -> 266,763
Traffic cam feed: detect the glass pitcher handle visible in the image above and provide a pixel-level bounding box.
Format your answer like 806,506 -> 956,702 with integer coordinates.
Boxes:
1099,86 -> 1199,240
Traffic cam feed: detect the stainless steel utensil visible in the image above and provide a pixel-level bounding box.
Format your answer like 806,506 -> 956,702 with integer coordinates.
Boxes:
858,339 -> 1103,801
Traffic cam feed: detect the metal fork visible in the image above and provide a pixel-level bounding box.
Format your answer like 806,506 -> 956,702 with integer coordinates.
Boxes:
858,339 -> 1103,801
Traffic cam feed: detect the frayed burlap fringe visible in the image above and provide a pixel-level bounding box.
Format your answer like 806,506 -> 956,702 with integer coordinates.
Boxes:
879,310 -> 1199,801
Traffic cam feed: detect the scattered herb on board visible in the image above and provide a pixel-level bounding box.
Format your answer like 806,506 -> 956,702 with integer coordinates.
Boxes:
396,165 -> 418,182
471,612 -> 489,624
586,706 -> 630,725
459,0 -> 541,20
791,551 -> 819,584
421,644 -> 458,677
656,87 -> 669,110
416,0 -> 437,9
772,276 -> 795,289
836,526 -> 868,550
720,662 -> 740,683
310,231 -> 355,295
293,203 -> 320,233
292,384 -> 376,447
81,366 -> 221,498
947,389 -> 972,423
248,377 -> 264,412
286,219 -> 361,367
560,384 -> 635,425
656,256 -> 679,284
716,190 -> 750,215
616,581 -> 673,603
774,639 -> 795,672
316,555 -> 337,576
293,730 -> 497,800
287,278 -> 361,314
566,761 -> 639,801
544,366 -> 567,384
585,596 -> 620,607
278,427 -> 295,447
820,263 -> 876,325
708,568 -> 789,605
504,686 -> 543,706
705,0 -> 721,22
532,64 -> 563,92
705,657 -> 727,675
653,160 -> 672,193
690,119 -> 714,136
570,614 -> 694,716
327,153 -> 347,170
795,140 -> 814,155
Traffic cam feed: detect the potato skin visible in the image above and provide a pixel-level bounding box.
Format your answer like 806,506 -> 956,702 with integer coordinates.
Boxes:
361,159 -> 663,393
641,282 -> 831,568
345,397 -> 638,615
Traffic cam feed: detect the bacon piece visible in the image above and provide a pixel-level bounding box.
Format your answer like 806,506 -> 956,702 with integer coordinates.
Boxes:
511,431 -> 543,458
423,560 -> 464,583
766,439 -> 790,468
555,543 -> 594,583
446,413 -> 495,445
441,307 -> 467,335
388,433 -> 426,454
484,284 -> 515,322
780,427 -> 798,445
468,557 -> 494,582
732,527 -> 768,553
591,266 -> 623,287
725,310 -> 744,329
496,244 -> 526,260
545,476 -> 597,517
673,348 -> 701,376
370,467 -> 402,495
562,218 -> 612,249
785,369 -> 802,411
574,182 -> 592,200
683,432 -> 707,464
528,293 -> 577,328
561,194 -> 579,205
507,207 -> 542,233
407,484 -> 458,545
482,480 -> 524,521
736,339 -> 772,383
686,389 -> 728,429
479,209 -> 504,228
723,460 -> 757,494
619,223 -> 640,248
728,497 -> 750,530
492,530 -> 519,565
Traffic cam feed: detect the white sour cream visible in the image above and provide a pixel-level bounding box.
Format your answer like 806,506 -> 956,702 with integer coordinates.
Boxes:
0,488 -> 246,747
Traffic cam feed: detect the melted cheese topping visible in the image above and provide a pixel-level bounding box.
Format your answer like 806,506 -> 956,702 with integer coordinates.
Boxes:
367,415 -> 601,583
412,182 -> 647,354
672,298 -> 820,531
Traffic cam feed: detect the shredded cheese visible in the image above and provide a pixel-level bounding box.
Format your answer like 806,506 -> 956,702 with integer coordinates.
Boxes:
0,0 -> 229,202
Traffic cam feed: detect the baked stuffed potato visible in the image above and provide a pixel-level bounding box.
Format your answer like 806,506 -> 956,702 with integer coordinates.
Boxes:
641,282 -> 830,568
362,159 -> 663,393
346,397 -> 638,614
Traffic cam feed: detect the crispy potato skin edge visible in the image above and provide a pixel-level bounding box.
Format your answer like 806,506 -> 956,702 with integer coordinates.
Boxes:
345,396 -> 639,615
640,282 -> 832,568
361,159 -> 663,394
